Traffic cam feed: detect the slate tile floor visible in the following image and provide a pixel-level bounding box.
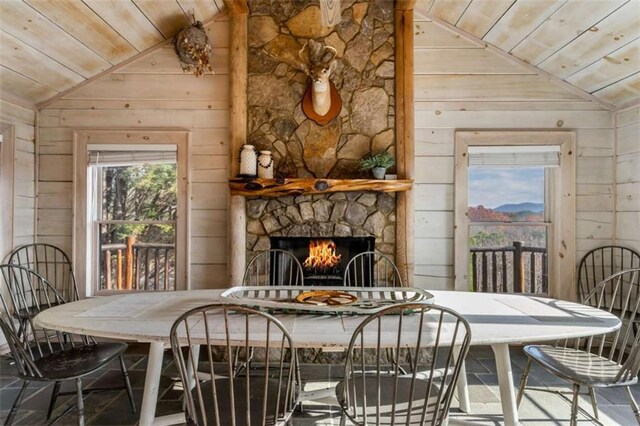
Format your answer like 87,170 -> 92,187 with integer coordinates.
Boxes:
1,344 -> 638,425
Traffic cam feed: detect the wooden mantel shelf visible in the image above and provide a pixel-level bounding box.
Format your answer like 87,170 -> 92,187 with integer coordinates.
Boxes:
229,178 -> 413,197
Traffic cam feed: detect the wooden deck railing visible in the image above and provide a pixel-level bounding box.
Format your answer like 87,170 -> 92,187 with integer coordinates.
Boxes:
102,236 -> 175,291
470,241 -> 547,294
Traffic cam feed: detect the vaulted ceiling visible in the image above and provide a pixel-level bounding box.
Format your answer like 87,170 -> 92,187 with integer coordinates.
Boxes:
0,0 -> 224,106
417,0 -> 640,110
0,0 -> 638,110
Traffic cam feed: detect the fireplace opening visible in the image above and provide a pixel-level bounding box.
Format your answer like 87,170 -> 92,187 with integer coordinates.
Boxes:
270,236 -> 374,286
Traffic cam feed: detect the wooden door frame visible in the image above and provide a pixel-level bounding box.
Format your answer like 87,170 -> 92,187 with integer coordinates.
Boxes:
73,129 -> 191,298
454,131 -> 576,301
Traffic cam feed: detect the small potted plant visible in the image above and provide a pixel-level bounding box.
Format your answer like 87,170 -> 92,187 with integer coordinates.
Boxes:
359,151 -> 395,179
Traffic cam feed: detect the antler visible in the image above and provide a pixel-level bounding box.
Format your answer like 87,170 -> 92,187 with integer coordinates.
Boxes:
298,42 -> 310,74
321,45 -> 338,64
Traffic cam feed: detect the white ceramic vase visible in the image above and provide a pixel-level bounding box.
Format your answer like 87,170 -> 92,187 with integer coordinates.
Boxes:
239,144 -> 257,177
257,150 -> 274,179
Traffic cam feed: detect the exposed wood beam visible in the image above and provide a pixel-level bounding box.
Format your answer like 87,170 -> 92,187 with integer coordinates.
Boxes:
423,13 -> 617,112
224,0 -> 248,15
225,0 -> 248,287
395,3 -> 415,286
395,0 -> 416,11
35,11 -> 229,110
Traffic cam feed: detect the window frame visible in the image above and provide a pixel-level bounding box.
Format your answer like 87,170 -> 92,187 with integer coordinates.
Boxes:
0,123 -> 15,260
454,131 -> 576,300
73,130 -> 191,298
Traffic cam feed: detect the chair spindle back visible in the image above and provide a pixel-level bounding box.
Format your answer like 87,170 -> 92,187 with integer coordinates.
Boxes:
170,303 -> 300,426
577,246 -> 640,304
243,249 -> 304,287
343,251 -> 403,287
340,303 -> 471,425
9,243 -> 79,302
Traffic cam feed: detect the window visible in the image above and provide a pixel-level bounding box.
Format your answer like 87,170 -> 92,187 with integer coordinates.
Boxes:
74,131 -> 190,297
454,132 -> 576,300
89,147 -> 177,292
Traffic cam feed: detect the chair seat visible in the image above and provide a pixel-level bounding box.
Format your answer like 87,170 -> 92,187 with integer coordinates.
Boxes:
24,342 -> 127,381
190,376 -> 296,426
524,345 -> 638,387
335,375 -> 444,425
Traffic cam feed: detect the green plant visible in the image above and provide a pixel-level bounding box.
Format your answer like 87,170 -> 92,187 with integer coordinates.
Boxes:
359,151 -> 395,170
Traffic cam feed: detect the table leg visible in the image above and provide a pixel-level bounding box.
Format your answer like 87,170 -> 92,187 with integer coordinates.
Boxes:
139,342 -> 168,426
454,355 -> 471,413
491,343 -> 520,426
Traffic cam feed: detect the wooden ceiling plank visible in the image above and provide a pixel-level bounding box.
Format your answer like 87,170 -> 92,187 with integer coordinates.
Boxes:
414,47 -> 534,74
213,0 -> 227,14
567,39 -> 640,94
483,0 -> 566,52
0,30 -> 83,90
414,21 -> 476,48
0,0 -> 111,78
0,66 -> 58,103
539,1 -> 640,80
425,13 -> 616,110
133,0 -> 191,39
0,93 -> 36,113
82,0 -> 164,51
511,0 -> 628,66
24,0 -> 137,64
415,74 -> 585,101
176,0 -> 220,21
428,0 -> 472,24
456,0 -> 516,39
36,13 -> 228,110
592,71 -> 640,106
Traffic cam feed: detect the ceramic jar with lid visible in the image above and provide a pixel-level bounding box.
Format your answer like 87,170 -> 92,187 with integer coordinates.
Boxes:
257,150 -> 274,179
239,144 -> 257,177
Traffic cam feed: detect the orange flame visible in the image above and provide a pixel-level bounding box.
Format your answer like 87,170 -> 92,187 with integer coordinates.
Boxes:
303,239 -> 341,270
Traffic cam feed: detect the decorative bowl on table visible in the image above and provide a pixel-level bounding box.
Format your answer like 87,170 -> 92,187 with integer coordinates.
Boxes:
220,286 -> 434,315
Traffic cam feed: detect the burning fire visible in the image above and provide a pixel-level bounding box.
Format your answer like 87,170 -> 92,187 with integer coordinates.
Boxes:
303,239 -> 341,271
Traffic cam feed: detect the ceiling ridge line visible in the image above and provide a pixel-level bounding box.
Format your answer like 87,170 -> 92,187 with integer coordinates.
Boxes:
424,13 -> 616,112
35,10 -> 229,111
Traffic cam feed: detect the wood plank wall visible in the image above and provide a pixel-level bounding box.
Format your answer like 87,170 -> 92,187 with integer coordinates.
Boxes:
0,99 -> 36,258
412,19 -> 615,291
615,105 -> 640,252
37,19 -> 230,289
34,14 -> 626,292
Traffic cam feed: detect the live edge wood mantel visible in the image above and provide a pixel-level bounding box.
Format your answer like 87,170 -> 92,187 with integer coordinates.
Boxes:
229,178 -> 413,197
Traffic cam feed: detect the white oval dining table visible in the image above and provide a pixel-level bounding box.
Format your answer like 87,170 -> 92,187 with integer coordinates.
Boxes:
34,289 -> 620,426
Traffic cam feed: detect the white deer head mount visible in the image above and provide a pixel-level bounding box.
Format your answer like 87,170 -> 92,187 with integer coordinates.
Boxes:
298,39 -> 342,126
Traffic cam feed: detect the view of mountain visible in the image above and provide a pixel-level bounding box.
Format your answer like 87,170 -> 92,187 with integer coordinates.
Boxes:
494,202 -> 544,213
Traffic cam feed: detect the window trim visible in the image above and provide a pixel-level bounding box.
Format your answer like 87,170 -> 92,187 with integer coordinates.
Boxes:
73,130 -> 191,298
454,131 -> 576,300
0,123 -> 15,260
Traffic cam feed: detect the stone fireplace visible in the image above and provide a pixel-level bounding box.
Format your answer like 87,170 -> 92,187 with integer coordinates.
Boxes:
245,192 -> 396,268
246,0 -> 396,178
227,0 -> 415,287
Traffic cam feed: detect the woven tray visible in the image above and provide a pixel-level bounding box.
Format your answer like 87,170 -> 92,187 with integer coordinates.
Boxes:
219,286 -> 434,315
